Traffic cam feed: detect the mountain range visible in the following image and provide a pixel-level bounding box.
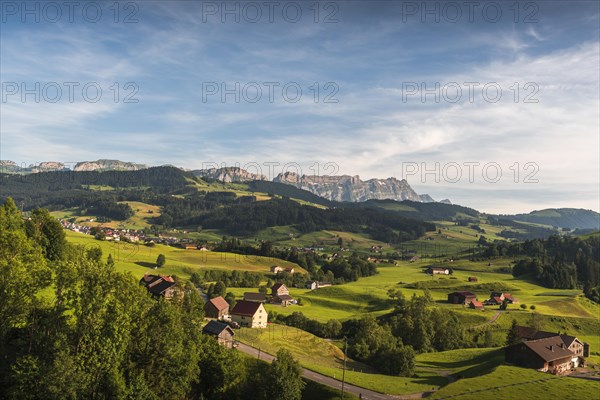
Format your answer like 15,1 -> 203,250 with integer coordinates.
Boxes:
1,160 -> 598,231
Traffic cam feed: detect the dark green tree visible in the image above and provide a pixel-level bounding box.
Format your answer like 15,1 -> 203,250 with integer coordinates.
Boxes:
506,319 -> 521,346
265,349 -> 305,400
25,208 -> 67,261
156,254 -> 166,268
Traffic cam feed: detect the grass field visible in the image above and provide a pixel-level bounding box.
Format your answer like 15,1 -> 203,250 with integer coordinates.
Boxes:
50,201 -> 161,230
237,324 -> 447,395
65,230 -> 304,279
429,365 -> 600,399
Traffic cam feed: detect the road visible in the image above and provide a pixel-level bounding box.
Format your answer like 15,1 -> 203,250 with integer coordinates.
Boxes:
236,342 -> 410,400
473,311 -> 501,328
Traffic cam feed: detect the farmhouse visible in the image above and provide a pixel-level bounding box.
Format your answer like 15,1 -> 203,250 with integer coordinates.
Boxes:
231,300 -> 268,328
470,300 -> 484,310
447,291 -> 477,305
202,320 -> 235,348
284,267 -> 295,274
515,326 -> 589,358
243,292 -> 267,303
505,336 -> 581,374
485,292 -> 516,305
270,266 -> 283,274
306,281 -> 332,290
140,274 -> 178,299
275,294 -> 294,306
426,266 -> 450,275
271,283 -> 289,297
204,296 -> 230,319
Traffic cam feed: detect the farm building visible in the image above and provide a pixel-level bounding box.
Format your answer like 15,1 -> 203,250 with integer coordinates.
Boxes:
231,300 -> 268,328
426,266 -> 450,275
243,292 -> 267,303
204,296 -> 230,319
485,292 -> 516,305
468,276 -> 478,282
202,320 -> 235,348
139,274 -> 178,299
284,267 -> 295,274
270,266 -> 283,273
306,281 -> 332,290
505,336 -> 582,374
470,300 -> 484,310
275,294 -> 294,306
447,291 -> 477,305
515,326 -> 588,358
271,283 -> 289,297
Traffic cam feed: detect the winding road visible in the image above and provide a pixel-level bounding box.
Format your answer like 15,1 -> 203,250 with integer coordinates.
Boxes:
236,342 -> 408,400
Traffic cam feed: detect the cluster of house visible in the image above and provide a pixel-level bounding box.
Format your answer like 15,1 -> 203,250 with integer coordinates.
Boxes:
60,219 -> 180,245
447,291 -> 517,311
505,326 -> 590,375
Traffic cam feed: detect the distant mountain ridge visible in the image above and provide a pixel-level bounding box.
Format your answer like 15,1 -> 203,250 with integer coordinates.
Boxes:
502,208 -> 600,230
273,171 -> 434,203
0,159 -> 147,173
193,167 -> 267,182
192,167 -> 437,203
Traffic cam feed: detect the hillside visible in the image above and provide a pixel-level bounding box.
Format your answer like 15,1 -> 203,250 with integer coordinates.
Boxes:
504,208 -> 600,230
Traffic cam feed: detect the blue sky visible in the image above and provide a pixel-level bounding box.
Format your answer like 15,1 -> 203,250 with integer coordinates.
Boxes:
1,1 -> 599,213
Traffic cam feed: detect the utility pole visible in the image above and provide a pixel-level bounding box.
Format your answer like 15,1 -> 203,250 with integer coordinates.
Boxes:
341,337 -> 347,399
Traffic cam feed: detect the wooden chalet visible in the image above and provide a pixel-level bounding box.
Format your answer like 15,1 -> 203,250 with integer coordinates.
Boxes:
202,320 -> 235,348
447,291 -> 477,305
204,296 -> 230,319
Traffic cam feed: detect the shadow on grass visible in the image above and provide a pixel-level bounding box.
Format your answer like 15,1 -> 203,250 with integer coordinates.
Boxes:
418,349 -> 503,373
135,261 -> 157,269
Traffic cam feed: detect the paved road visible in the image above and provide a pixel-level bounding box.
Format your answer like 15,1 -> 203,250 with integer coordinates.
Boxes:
236,342 -> 410,400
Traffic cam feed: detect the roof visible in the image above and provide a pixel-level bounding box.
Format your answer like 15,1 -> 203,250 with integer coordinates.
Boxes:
243,292 -> 266,302
140,274 -> 176,296
516,326 -> 563,341
208,296 -> 230,311
277,294 -> 293,301
560,334 -> 579,347
450,291 -> 476,297
203,320 -> 234,336
493,296 -> 503,303
231,300 -> 263,317
271,283 -> 287,291
471,300 -> 484,308
521,337 -> 575,362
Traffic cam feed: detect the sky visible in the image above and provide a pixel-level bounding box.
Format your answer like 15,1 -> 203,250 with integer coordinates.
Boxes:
1,0 -> 599,214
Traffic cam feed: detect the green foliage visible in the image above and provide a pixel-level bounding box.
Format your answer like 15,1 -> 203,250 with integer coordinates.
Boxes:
0,198 -> 50,345
156,253 -> 166,268
506,319 -> 521,346
195,338 -> 247,400
265,349 -> 305,400
25,208 -> 67,261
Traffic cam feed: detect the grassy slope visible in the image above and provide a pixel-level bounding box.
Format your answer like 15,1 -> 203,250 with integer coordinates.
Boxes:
237,324 -> 446,395
65,230 -> 304,279
429,365 -> 599,399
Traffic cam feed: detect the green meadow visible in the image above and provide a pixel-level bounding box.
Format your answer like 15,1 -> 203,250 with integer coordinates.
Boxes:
429,365 -> 599,399
65,230 -> 304,280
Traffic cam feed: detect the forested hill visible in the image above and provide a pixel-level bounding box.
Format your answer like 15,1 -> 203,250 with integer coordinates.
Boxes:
501,208 -> 600,230
246,180 -> 334,207
349,199 -> 480,221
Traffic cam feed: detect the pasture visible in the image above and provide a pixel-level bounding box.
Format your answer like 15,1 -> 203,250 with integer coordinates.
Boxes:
65,230 -> 303,279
